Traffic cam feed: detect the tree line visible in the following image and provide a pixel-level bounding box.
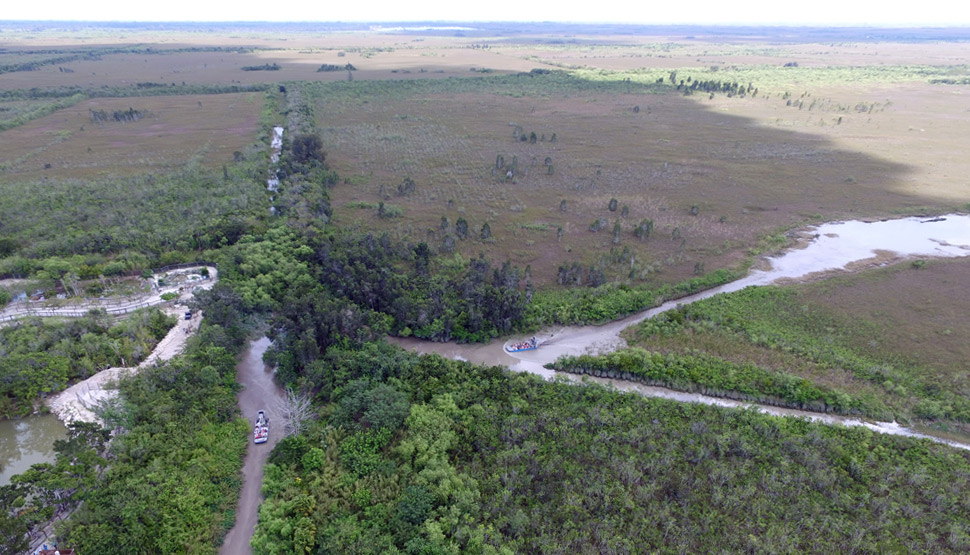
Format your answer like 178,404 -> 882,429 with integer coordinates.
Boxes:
250,339 -> 970,554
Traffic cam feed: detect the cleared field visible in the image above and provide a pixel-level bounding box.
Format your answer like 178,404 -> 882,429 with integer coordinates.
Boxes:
0,92 -> 262,179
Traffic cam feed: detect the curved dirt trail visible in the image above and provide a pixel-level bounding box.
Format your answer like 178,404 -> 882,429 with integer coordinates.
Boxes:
40,266 -> 218,424
220,337 -> 286,555
48,308 -> 204,424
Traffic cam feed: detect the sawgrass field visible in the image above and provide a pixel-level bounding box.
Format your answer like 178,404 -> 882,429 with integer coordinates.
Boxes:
1,21 -> 969,423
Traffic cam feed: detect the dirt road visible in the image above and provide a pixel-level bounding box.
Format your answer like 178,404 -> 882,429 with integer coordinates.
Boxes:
220,337 -> 286,555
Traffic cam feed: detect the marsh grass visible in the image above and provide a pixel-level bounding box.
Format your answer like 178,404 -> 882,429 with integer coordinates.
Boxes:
625,258 -> 970,436
0,92 -> 262,180
312,73 -> 925,287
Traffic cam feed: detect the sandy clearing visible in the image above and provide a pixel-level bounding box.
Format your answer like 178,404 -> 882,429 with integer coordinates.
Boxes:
46,305 -> 204,425
40,266 -> 217,425
0,266 -> 218,324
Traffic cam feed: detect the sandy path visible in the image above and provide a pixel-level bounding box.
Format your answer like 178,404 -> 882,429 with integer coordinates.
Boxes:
46,307 -> 204,424
42,266 -> 218,425
219,337 -> 286,555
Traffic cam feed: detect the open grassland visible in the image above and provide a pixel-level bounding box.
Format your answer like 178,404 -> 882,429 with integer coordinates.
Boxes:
309,72 -> 953,287
623,257 -> 970,437
1,24 -> 967,291
0,91 -> 271,269
697,81 -> 970,205
0,35 -> 526,93
0,95 -> 85,131
5,25 -> 968,92
0,92 -> 262,180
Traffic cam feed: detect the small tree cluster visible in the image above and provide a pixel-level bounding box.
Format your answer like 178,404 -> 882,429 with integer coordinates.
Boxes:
512,126 -> 553,143
557,262 -> 584,285
556,263 -> 606,287
679,79 -> 756,98
290,133 -> 325,165
241,63 -> 281,71
634,218 -> 653,240
397,177 -> 416,196
90,108 -> 146,124
317,63 -> 357,72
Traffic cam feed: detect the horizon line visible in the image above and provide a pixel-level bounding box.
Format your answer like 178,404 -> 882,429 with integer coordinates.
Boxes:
2,20 -> 969,29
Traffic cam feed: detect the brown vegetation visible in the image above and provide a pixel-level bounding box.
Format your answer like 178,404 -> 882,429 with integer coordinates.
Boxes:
0,93 -> 261,179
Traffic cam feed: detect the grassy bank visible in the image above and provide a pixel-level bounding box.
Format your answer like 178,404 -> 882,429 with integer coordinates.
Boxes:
625,259 -> 970,432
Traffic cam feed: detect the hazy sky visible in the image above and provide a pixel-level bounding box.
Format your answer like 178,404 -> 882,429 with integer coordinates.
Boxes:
4,0 -> 969,27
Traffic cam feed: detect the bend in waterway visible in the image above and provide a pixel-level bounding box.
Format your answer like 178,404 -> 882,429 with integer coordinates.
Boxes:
396,214 -> 970,451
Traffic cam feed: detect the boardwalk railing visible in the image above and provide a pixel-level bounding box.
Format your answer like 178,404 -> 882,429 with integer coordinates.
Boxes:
0,262 -> 217,324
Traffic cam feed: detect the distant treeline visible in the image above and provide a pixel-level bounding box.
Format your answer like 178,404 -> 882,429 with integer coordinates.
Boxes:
0,52 -> 103,74
0,45 -> 255,74
0,82 -> 271,100
658,71 -> 757,97
241,63 -> 281,71
931,78 -> 970,85
317,63 -> 357,72
681,79 -> 756,96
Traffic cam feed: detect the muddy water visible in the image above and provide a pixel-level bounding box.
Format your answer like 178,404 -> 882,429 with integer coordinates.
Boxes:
394,214 -> 970,450
0,414 -> 66,486
220,337 -> 286,555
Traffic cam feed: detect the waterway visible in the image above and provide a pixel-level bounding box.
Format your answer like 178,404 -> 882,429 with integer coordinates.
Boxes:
2,214 -> 969,485
220,337 -> 286,555
0,414 -> 66,486
394,214 -> 970,450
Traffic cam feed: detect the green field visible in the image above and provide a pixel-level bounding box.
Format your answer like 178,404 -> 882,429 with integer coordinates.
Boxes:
618,257 -> 970,435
